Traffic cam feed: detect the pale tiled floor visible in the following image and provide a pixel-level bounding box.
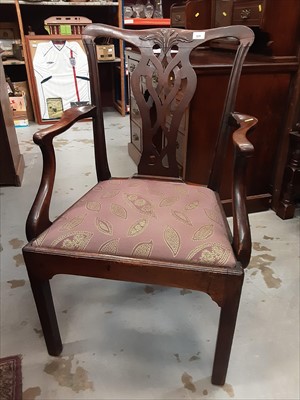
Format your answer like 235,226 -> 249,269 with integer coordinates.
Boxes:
0,110 -> 299,400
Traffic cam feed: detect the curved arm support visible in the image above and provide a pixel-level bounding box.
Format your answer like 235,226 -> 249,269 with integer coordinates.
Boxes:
230,112 -> 257,268
26,106 -> 96,241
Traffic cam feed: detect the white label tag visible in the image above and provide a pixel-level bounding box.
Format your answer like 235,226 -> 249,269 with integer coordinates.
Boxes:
193,32 -> 205,40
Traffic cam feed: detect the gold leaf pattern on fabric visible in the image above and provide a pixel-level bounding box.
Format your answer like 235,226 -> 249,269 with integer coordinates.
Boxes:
95,189 -> 120,198
33,228 -> 50,247
204,207 -> 223,225
128,218 -> 149,237
171,210 -> 193,226
95,218 -> 113,235
125,194 -> 155,217
164,226 -> 181,257
85,201 -> 101,212
110,203 -> 127,219
193,225 -> 214,241
60,214 -> 86,231
159,196 -> 179,207
132,241 -> 153,258
51,231 -> 93,251
185,201 -> 199,211
187,242 -> 231,266
98,239 -> 119,255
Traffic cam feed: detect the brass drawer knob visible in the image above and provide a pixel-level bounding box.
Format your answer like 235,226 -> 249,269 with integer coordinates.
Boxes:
240,9 -> 251,19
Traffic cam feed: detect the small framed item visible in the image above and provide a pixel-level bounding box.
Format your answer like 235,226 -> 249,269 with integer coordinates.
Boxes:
96,44 -> 115,61
46,98 -> 63,119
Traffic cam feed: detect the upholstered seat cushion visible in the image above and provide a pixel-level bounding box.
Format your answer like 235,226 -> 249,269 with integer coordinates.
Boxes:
31,178 -> 236,268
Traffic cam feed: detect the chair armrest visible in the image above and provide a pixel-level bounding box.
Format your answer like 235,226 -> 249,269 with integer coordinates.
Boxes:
26,105 -> 96,241
230,112 -> 257,268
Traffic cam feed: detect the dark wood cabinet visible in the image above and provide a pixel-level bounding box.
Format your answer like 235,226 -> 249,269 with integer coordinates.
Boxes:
0,57 -> 24,186
274,67 -> 300,219
213,0 -> 300,58
172,0 -> 300,59
185,52 -> 298,214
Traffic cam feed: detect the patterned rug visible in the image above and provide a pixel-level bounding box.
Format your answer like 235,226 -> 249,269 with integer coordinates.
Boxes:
0,355 -> 22,400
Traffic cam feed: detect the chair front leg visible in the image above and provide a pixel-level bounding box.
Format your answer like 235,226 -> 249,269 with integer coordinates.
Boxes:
211,276 -> 243,385
28,274 -> 63,356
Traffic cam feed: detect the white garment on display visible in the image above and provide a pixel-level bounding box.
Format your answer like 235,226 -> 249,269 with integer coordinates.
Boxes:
33,40 -> 91,119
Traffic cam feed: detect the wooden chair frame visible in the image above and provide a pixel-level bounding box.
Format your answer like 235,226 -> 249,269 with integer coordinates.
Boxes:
23,23 -> 257,386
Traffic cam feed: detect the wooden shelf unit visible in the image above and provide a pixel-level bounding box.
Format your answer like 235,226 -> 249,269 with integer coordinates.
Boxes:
0,0 -> 127,120
124,18 -> 170,26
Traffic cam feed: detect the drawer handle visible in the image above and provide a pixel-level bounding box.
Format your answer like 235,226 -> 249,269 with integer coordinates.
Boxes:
133,134 -> 139,141
132,108 -> 140,115
174,14 -> 182,22
240,9 -> 251,19
129,64 -> 136,72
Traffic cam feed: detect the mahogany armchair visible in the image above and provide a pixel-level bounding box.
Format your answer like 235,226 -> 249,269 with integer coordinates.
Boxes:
23,23 -> 257,385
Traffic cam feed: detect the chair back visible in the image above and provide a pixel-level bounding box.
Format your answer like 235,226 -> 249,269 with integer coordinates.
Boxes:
83,24 -> 254,187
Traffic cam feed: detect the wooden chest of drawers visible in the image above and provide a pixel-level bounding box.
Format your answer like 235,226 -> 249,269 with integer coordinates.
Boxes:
213,0 -> 300,58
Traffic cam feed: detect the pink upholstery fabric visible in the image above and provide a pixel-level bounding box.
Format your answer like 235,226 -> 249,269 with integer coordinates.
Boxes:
31,179 -> 236,268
